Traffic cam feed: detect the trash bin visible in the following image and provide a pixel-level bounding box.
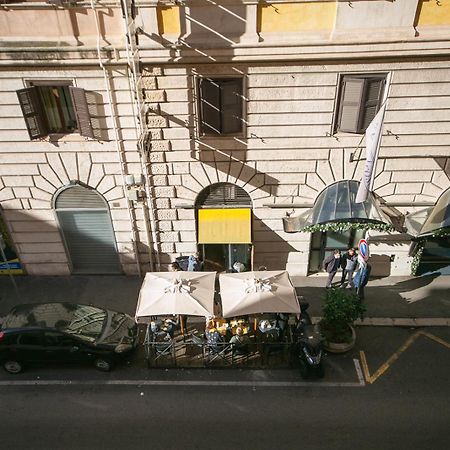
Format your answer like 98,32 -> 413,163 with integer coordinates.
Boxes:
175,256 -> 190,271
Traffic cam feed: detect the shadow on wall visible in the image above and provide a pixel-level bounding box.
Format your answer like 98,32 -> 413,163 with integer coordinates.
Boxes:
252,217 -> 296,271
86,91 -> 111,142
0,202 -> 167,279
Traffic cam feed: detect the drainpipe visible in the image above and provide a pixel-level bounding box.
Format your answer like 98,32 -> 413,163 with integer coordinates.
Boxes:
90,0 -> 141,276
120,0 -> 161,271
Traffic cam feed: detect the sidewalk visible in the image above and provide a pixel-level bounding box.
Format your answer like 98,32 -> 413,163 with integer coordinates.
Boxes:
0,273 -> 449,324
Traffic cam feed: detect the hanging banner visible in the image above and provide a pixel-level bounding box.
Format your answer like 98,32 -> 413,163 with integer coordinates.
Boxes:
0,215 -> 24,275
355,102 -> 387,204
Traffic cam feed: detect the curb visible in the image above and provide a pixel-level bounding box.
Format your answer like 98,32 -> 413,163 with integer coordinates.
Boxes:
311,317 -> 450,327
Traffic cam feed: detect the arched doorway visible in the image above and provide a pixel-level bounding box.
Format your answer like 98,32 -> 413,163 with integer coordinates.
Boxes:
54,183 -> 121,274
196,183 -> 252,272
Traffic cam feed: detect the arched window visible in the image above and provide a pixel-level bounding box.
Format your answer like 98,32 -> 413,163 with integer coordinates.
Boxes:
195,183 -> 252,272
54,183 -> 121,274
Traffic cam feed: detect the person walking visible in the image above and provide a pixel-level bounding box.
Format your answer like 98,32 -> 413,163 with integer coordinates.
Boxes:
340,248 -> 358,288
353,255 -> 372,300
322,249 -> 342,289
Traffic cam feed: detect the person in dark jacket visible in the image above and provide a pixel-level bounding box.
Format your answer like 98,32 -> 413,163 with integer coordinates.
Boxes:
340,248 -> 358,288
323,249 -> 342,288
353,256 -> 372,300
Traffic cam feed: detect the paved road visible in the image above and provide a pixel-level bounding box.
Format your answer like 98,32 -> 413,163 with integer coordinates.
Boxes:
0,327 -> 448,450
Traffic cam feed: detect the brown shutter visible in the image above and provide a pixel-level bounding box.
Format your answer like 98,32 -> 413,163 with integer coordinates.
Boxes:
16,87 -> 48,140
199,78 -> 221,135
337,77 -> 365,133
69,87 -> 94,138
221,79 -> 243,134
361,78 -> 384,131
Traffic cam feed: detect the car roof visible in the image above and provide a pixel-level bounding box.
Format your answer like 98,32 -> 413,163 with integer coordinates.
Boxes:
2,302 -> 107,330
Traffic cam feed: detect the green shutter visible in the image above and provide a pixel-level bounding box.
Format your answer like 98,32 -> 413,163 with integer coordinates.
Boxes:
220,79 -> 243,134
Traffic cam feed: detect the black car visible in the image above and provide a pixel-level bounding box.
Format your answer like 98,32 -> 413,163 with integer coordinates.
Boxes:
0,302 -> 138,374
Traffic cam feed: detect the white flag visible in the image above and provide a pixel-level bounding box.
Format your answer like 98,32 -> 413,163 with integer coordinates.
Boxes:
355,102 -> 387,203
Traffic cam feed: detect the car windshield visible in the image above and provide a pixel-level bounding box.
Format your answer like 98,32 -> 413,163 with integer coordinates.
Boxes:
3,303 -> 107,343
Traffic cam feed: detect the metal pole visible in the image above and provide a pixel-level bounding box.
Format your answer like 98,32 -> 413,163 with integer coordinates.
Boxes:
0,235 -> 21,302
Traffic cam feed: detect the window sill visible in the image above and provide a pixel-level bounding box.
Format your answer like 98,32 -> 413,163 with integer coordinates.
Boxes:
333,131 -> 364,138
45,133 -> 90,142
197,133 -> 246,140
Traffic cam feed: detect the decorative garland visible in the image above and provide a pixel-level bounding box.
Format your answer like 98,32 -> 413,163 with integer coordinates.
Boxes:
302,221 -> 394,233
410,227 -> 449,276
410,242 -> 424,276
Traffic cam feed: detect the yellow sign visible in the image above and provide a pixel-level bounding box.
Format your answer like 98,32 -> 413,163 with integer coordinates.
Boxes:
198,208 -> 252,244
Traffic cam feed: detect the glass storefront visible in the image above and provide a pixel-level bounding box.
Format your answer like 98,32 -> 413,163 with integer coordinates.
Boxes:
309,229 -> 365,273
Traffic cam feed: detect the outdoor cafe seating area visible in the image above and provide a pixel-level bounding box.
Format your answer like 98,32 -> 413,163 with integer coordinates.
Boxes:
134,270 -> 301,368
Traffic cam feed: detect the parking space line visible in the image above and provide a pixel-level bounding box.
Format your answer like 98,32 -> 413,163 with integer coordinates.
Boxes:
360,330 -> 450,384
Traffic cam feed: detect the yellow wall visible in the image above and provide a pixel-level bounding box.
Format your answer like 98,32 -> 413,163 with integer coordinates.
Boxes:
258,2 -> 336,33
157,6 -> 180,35
416,0 -> 450,26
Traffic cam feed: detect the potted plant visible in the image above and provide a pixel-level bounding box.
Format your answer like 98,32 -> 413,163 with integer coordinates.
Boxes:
320,288 -> 366,353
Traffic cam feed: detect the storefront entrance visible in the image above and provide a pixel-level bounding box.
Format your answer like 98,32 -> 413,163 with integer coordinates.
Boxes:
309,229 -> 365,273
417,237 -> 450,275
196,183 -> 252,272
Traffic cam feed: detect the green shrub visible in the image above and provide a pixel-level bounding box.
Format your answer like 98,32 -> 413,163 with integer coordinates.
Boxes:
320,288 -> 366,344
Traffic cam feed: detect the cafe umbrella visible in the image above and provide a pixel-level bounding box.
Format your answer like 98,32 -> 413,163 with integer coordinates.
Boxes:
218,270 -> 300,318
135,271 -> 217,321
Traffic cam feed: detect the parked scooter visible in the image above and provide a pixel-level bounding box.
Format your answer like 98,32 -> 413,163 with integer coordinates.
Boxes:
291,302 -> 325,379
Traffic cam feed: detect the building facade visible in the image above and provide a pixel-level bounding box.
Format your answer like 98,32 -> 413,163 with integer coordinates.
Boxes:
0,0 -> 449,278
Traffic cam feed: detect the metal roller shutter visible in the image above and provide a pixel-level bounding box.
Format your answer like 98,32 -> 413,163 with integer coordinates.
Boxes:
55,185 -> 121,274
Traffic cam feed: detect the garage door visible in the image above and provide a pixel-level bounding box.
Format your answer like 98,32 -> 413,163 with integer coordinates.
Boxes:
55,185 -> 121,274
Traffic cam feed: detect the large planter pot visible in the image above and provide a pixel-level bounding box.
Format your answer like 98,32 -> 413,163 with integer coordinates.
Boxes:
323,325 -> 356,353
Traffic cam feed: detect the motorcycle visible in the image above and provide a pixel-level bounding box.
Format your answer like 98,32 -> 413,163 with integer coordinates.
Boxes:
291,301 -> 325,379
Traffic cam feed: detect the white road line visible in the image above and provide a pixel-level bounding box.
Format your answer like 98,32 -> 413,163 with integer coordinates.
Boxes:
353,358 -> 366,386
0,379 -> 364,387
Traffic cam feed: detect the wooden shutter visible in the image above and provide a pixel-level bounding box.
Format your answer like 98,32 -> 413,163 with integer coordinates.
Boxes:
337,77 -> 365,133
221,79 -> 243,134
16,87 -> 48,140
69,87 -> 94,138
361,78 -> 384,131
199,79 -> 221,135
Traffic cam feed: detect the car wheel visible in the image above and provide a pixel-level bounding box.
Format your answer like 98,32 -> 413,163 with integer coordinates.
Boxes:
3,360 -> 23,374
94,358 -> 113,372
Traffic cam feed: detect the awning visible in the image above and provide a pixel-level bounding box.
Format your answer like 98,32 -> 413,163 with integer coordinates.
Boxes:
417,188 -> 450,238
283,180 -> 393,233
198,208 -> 251,244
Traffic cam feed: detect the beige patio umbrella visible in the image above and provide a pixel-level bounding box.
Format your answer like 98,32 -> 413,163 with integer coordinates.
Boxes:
219,270 -> 300,318
135,271 -> 217,322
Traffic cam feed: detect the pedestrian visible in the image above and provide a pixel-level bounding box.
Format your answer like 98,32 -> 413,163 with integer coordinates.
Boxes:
170,261 -> 182,272
340,248 -> 358,288
187,252 -> 203,271
354,255 -> 371,300
322,249 -> 341,289
232,261 -> 246,273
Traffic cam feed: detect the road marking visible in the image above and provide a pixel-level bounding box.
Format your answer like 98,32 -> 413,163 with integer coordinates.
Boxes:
0,379 -> 365,387
360,330 -> 450,384
353,358 -> 366,386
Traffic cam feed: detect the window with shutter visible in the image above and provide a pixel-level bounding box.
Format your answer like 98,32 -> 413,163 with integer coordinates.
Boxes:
16,87 -> 48,140
335,74 -> 386,134
69,87 -> 94,138
17,82 -> 93,140
199,78 -> 243,136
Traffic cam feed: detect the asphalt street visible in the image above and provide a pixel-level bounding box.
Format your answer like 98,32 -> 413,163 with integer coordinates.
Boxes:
0,327 -> 448,450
